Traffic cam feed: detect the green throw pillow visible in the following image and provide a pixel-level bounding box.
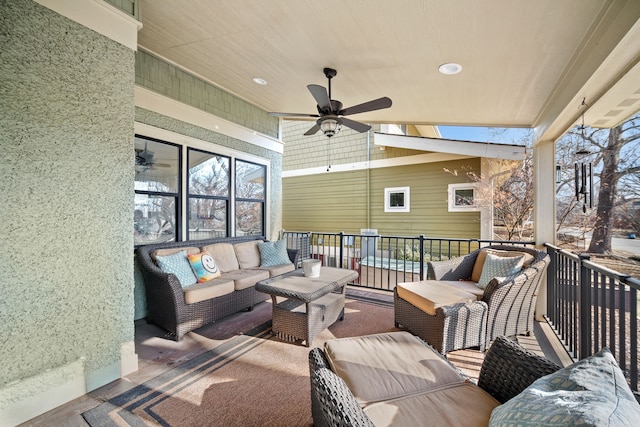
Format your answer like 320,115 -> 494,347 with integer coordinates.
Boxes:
155,250 -> 198,288
489,347 -> 640,426
258,239 -> 292,267
477,252 -> 524,289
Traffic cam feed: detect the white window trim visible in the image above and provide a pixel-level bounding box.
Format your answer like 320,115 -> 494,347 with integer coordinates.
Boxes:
448,183 -> 480,212
384,187 -> 410,213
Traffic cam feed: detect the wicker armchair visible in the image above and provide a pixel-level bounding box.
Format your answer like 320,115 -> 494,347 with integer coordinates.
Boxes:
395,245 -> 550,352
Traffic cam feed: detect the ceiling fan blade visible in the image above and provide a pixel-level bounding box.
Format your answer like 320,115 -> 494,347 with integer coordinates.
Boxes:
339,97 -> 392,116
307,84 -> 331,110
341,118 -> 371,133
304,123 -> 321,136
268,112 -> 319,118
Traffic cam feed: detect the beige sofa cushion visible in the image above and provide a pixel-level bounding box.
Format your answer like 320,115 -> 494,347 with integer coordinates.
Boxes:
258,263 -> 296,277
471,248 -> 534,282
234,240 -> 263,269
396,281 -> 476,315
183,277 -> 235,304
201,243 -> 240,272
151,246 -> 200,262
222,269 -> 270,291
324,332 -> 467,406
436,280 -> 484,300
363,383 -> 499,427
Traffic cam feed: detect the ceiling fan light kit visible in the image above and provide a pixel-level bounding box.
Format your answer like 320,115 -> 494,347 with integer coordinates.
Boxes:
268,67 -> 392,138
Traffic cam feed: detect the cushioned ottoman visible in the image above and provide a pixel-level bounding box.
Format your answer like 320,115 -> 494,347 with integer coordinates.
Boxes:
395,281 -> 488,353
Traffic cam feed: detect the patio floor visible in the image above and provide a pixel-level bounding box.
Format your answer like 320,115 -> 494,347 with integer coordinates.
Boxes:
20,287 -> 572,426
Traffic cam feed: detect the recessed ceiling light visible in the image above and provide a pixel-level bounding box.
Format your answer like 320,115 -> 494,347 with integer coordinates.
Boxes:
438,63 -> 462,75
252,77 -> 267,85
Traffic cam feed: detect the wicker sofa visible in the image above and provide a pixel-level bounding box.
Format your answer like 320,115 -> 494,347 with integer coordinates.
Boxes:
136,236 -> 299,340
309,332 -> 640,426
394,245 -> 550,353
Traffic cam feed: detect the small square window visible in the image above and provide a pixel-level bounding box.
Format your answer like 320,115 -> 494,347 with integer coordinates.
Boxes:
385,187 -> 410,212
448,183 -> 479,212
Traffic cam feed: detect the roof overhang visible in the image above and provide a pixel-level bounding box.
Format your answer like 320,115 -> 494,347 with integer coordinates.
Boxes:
374,133 -> 527,161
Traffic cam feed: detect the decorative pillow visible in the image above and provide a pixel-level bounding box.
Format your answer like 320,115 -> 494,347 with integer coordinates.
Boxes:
155,250 -> 198,288
489,348 -> 640,426
477,252 -> 524,289
187,251 -> 222,283
258,239 -> 292,267
471,248 -> 534,282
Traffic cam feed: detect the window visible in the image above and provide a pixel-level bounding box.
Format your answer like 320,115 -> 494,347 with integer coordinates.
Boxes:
188,149 -> 230,239
384,187 -> 410,212
134,136 -> 181,245
448,183 -> 479,212
235,159 -> 266,236
134,131 -> 269,244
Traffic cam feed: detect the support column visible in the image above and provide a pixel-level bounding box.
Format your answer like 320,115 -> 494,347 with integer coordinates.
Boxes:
533,139 -> 556,320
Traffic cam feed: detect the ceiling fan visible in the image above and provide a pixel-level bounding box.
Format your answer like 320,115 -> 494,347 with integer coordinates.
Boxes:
135,143 -> 170,171
268,67 -> 392,138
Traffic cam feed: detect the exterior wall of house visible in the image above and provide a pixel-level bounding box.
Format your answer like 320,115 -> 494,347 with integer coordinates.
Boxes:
135,50 -> 279,138
281,121 -> 481,238
0,1 -> 137,424
283,159 -> 481,237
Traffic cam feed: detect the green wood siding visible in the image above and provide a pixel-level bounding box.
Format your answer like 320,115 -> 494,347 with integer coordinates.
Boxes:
283,158 -> 481,238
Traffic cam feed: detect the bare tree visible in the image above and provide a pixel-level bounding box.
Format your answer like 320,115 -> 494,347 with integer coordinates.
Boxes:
556,114 -> 640,253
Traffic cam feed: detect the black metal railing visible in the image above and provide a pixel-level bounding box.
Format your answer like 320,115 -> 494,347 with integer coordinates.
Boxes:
281,230 -> 534,291
545,244 -> 639,393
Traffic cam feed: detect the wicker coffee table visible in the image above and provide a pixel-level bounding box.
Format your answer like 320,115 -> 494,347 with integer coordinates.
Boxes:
255,267 -> 358,346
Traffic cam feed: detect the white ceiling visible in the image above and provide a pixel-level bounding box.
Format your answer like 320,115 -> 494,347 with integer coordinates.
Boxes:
137,0 -> 640,142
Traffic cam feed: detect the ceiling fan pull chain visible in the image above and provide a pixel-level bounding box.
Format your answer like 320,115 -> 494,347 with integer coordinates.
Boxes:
327,139 -> 331,172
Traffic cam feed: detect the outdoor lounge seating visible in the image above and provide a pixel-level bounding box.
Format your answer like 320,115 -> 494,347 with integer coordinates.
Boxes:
309,332 -> 640,426
136,236 -> 299,340
394,245 -> 550,353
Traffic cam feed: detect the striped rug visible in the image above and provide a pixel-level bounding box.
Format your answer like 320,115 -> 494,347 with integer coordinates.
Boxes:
83,292 -> 396,427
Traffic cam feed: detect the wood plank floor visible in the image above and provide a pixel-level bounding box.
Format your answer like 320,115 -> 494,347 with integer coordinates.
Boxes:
19,288 -> 572,426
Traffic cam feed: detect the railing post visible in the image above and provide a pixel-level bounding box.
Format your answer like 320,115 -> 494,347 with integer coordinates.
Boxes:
546,246 -> 557,322
339,231 -> 344,268
579,254 -> 592,359
419,235 -> 425,280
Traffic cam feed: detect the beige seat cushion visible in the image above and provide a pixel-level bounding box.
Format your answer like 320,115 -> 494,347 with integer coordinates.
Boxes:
471,248 -> 534,282
150,246 -> 200,262
363,383 -> 499,427
258,263 -> 296,277
396,281 -> 476,315
324,332 -> 467,406
436,280 -> 484,300
182,277 -> 235,304
222,269 -> 270,291
201,243 -> 240,272
234,240 -> 263,269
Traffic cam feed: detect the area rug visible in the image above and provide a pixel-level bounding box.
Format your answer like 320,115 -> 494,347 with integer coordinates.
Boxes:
82,293 -> 396,427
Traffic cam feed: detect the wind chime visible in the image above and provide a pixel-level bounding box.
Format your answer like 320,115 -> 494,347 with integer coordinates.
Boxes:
574,98 -> 593,213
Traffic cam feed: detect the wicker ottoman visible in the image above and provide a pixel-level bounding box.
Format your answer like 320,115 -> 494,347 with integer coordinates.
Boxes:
394,281 -> 488,354
272,291 -> 345,345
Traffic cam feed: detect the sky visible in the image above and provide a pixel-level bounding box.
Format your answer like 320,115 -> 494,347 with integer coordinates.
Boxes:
438,126 -> 532,146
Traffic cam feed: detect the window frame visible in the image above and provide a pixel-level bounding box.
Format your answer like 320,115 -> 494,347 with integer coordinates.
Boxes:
448,183 -> 480,212
134,135 -> 182,246
187,148 -> 232,240
384,186 -> 410,213
234,159 -> 267,237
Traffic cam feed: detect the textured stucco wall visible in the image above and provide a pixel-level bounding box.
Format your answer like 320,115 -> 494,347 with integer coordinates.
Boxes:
133,107 -> 283,319
0,0 -> 135,393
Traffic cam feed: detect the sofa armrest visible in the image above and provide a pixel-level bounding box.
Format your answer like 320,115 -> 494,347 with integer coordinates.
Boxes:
478,336 -> 561,403
427,251 -> 478,280
310,367 -> 375,427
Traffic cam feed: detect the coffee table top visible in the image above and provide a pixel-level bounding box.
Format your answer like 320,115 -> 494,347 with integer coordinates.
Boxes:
255,267 -> 358,302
